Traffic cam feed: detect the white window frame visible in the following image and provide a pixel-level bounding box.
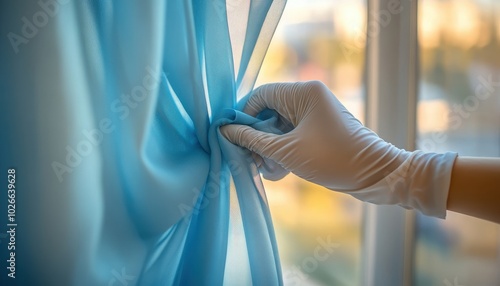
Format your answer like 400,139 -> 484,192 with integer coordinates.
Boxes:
362,0 -> 419,285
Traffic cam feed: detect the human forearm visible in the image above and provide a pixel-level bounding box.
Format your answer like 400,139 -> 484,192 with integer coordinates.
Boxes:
446,157 -> 500,224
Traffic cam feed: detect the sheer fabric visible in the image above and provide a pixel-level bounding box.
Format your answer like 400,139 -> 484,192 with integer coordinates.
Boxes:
0,0 -> 286,285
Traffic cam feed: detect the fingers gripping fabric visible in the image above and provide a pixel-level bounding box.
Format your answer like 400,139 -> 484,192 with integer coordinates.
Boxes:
220,82 -> 458,220
0,0 -> 287,285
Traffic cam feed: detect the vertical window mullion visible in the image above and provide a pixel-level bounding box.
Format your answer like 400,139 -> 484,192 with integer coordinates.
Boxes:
362,0 -> 419,285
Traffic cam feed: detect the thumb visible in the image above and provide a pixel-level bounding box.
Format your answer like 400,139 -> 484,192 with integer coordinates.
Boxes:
220,124 -> 282,159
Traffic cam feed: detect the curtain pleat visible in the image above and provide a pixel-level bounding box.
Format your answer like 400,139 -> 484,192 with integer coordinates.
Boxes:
0,0 -> 287,285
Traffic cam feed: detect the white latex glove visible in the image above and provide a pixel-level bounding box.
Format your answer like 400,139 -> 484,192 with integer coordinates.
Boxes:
221,81 -> 458,218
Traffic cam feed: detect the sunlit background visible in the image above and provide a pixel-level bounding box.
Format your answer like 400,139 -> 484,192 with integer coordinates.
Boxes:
416,0 -> 500,285
255,0 -> 500,285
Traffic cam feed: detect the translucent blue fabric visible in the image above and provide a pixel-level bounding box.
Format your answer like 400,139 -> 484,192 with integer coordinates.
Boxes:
0,0 -> 286,285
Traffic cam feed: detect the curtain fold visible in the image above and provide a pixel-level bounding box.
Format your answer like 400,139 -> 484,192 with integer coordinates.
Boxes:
0,0 -> 287,285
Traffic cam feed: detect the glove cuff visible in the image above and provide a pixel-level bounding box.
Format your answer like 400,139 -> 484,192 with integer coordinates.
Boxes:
350,151 -> 458,218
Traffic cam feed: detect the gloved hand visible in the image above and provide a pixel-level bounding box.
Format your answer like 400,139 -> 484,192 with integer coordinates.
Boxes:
221,81 -> 458,218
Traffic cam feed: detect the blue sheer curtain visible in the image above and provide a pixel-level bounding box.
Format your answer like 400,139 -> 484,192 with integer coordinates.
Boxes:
0,0 -> 286,285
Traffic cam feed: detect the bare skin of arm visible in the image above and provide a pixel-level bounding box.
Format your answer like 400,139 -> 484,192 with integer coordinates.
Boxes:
447,157 -> 500,224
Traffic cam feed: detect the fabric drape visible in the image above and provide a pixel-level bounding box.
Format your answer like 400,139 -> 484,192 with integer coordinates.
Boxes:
0,0 -> 286,285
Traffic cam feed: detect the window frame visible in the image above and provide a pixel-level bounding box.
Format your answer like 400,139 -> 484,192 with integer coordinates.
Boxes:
362,0 -> 419,285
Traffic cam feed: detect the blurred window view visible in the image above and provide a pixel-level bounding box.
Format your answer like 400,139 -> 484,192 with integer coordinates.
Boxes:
256,0 -> 366,285
415,0 -> 500,285
257,0 -> 500,285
